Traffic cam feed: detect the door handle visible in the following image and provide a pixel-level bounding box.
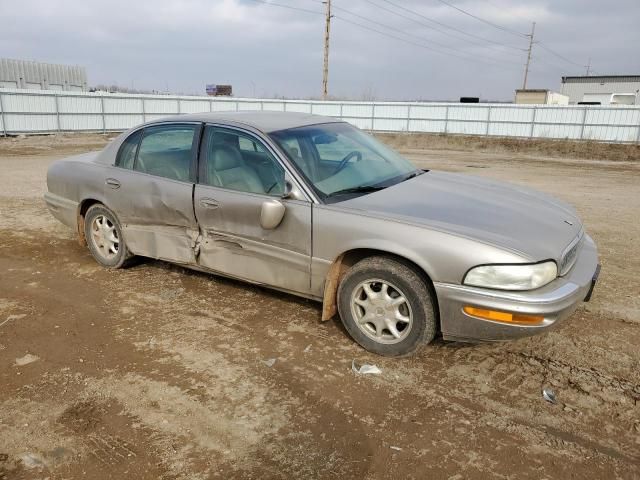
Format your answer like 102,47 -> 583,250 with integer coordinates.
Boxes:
105,178 -> 121,189
200,198 -> 219,209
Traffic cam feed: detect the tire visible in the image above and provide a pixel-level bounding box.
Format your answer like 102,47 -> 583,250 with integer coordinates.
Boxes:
84,204 -> 131,268
337,256 -> 437,357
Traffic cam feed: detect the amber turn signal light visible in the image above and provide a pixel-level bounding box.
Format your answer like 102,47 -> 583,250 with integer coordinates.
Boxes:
463,306 -> 544,325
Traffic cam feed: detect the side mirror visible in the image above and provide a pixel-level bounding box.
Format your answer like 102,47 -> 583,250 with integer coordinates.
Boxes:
260,199 -> 286,230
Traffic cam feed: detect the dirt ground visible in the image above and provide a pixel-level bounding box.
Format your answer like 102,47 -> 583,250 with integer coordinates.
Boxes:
0,133 -> 639,479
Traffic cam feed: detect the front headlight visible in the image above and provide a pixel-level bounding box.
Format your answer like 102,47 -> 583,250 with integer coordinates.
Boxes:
463,261 -> 558,291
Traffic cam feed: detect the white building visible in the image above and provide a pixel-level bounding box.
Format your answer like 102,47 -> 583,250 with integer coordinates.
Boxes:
560,75 -> 640,105
0,58 -> 87,91
515,89 -> 569,105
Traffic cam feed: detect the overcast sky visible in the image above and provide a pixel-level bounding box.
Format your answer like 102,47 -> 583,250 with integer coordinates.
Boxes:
1,0 -> 638,100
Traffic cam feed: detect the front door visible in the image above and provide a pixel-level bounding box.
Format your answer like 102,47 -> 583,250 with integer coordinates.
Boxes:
105,123 -> 201,264
193,125 -> 312,295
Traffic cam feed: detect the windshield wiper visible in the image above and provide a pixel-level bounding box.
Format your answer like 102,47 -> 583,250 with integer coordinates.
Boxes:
402,170 -> 424,182
327,185 -> 386,197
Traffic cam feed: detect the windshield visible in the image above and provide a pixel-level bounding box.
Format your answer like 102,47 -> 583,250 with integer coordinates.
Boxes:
270,122 -> 420,203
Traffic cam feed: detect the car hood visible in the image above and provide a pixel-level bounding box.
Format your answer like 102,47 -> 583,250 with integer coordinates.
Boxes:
340,170 -> 582,262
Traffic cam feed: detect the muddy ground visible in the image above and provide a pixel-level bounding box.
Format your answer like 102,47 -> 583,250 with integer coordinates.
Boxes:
0,133 -> 639,479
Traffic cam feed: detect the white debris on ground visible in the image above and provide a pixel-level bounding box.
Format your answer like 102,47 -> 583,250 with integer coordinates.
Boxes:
352,360 -> 382,375
14,354 -> 39,366
261,358 -> 276,368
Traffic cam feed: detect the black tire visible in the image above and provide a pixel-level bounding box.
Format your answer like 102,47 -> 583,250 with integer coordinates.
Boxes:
337,256 -> 437,357
84,204 -> 131,268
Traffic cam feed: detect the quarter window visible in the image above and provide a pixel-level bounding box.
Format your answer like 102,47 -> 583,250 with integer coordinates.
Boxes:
116,129 -> 142,169
134,125 -> 197,182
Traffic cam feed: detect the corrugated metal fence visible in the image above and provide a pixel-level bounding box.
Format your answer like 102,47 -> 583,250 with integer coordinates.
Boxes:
1,88 -> 640,143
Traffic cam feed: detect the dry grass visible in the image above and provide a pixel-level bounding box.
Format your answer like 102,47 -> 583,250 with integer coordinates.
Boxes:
2,131 -> 639,163
375,132 -> 640,162
0,133 -> 118,157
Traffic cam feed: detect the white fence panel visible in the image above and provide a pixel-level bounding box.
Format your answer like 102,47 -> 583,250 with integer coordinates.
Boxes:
534,123 -> 582,140
104,114 -> 144,131
373,118 -> 407,131
285,102 -> 312,113
490,106 -> 534,123
448,121 -> 486,136
179,100 -> 211,114
411,105 -> 448,120
408,119 -> 446,133
375,104 -> 409,119
489,122 -> 531,137
210,100 -> 237,112
341,103 -> 373,117
310,103 -> 341,116
58,96 -> 101,114
262,101 -> 285,112
4,93 -> 56,113
59,114 -> 103,131
237,101 -> 263,111
0,89 -> 639,143
535,107 -> 583,125
449,105 -> 489,121
5,113 -> 57,132
144,98 -> 179,114
103,97 -> 142,114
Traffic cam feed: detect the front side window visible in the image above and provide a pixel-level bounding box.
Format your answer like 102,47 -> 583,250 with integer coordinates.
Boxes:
134,124 -> 197,182
200,126 -> 285,196
270,122 -> 419,203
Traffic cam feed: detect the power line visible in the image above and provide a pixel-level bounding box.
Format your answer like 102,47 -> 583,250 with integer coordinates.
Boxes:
247,0 -> 524,72
430,0 -> 528,38
333,0 -> 522,66
244,0 -> 323,16
370,0 -> 594,76
330,2 -> 524,66
371,0 -> 526,53
333,15 -> 522,72
537,42 -> 588,69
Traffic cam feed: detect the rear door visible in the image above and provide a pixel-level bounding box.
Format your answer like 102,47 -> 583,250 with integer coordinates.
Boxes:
193,125 -> 313,295
104,122 -> 201,264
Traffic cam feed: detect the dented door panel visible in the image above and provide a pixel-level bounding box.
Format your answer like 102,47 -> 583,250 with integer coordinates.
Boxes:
104,167 -> 198,264
194,185 -> 313,295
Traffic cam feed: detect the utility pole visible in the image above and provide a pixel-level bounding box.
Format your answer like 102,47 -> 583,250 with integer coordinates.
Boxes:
522,21 -> 536,90
585,57 -> 591,76
322,0 -> 332,100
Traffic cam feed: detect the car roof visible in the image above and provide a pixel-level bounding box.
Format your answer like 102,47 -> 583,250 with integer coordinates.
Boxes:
150,111 -> 343,133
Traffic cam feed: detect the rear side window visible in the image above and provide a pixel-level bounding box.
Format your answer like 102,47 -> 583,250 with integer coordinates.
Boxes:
134,125 -> 197,182
116,130 -> 142,169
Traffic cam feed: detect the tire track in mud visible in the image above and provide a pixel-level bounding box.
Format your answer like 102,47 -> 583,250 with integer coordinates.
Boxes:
409,342 -> 640,470
502,349 -> 640,404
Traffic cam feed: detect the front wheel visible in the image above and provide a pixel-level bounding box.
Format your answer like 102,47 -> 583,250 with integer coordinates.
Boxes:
337,256 -> 437,356
84,204 -> 131,268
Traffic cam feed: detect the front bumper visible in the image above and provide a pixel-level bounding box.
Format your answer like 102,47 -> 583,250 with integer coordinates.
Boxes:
434,234 -> 599,342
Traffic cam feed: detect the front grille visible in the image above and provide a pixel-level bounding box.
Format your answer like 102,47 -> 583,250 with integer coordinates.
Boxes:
560,234 -> 583,275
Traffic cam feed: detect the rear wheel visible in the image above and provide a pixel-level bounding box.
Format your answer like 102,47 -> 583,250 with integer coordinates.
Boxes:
84,204 -> 131,268
337,256 -> 437,356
